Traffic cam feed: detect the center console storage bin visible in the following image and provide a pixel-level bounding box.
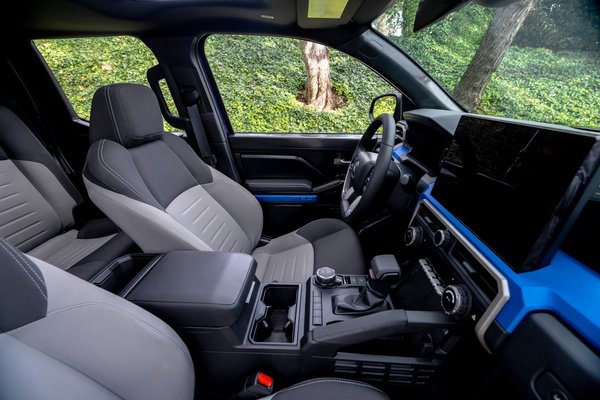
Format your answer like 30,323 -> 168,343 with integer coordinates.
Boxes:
122,251 -> 257,328
91,254 -> 158,294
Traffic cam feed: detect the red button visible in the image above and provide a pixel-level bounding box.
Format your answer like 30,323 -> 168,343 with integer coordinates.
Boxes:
257,372 -> 273,388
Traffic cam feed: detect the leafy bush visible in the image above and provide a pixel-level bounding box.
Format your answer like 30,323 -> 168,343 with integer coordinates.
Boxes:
204,35 -> 395,133
35,37 -> 177,131
382,1 -> 600,128
37,15 -> 600,135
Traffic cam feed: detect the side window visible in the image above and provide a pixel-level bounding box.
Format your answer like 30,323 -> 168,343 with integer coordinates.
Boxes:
204,35 -> 396,134
35,36 -> 177,131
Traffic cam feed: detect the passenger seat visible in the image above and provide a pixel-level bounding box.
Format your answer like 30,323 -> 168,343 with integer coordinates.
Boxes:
0,106 -> 136,280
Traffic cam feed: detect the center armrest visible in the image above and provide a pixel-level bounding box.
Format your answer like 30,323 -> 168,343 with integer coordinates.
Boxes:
122,251 -> 257,328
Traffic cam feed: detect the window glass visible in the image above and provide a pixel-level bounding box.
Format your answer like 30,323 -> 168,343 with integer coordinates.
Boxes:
35,36 -> 177,131
374,0 -> 600,129
204,35 -> 396,133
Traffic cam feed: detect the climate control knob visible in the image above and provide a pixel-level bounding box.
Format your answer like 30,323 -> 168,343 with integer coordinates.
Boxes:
433,229 -> 452,248
441,285 -> 471,319
405,226 -> 424,248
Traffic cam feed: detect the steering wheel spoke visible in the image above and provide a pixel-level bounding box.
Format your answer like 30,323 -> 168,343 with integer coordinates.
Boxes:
340,113 -> 396,225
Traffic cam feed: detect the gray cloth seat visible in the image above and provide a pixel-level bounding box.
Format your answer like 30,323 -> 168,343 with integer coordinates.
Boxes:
83,83 -> 365,282
0,106 -> 136,280
0,240 -> 388,400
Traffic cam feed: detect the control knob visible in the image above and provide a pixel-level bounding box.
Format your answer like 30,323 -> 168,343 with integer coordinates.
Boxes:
315,267 -> 336,287
433,229 -> 452,248
441,285 -> 471,319
404,226 -> 424,248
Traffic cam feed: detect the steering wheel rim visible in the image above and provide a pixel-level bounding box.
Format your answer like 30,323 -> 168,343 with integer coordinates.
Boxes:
340,113 -> 396,225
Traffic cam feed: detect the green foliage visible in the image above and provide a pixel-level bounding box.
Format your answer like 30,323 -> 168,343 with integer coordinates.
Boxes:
204,35 -> 395,133
35,37 -> 176,131
379,2 -> 600,128
36,12 -> 600,135
515,0 -> 600,52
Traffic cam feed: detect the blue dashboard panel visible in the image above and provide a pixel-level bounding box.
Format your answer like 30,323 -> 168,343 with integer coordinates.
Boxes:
422,191 -> 600,350
254,194 -> 317,203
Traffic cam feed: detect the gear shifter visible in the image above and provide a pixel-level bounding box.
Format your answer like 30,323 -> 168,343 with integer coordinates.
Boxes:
333,255 -> 401,315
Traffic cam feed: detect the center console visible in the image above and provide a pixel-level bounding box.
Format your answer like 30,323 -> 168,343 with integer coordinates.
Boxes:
102,244 -> 466,395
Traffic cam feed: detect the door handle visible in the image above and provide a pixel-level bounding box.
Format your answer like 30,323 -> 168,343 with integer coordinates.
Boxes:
334,155 -> 351,166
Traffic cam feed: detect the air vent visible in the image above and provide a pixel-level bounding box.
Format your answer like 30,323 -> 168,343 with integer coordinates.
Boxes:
334,356 -> 441,386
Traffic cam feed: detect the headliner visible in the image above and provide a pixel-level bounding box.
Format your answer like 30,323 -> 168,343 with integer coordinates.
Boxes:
5,0 -> 395,40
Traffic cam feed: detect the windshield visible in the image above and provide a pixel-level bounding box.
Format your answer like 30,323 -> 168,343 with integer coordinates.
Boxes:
374,0 -> 600,129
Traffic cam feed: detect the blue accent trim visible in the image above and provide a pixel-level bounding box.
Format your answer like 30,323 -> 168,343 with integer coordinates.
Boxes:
422,189 -> 600,350
255,194 -> 317,203
393,144 -> 411,159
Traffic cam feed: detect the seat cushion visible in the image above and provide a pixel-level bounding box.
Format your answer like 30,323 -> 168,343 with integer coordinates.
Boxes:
0,245 -> 195,400
269,378 -> 389,400
26,219 -> 138,281
253,219 -> 365,283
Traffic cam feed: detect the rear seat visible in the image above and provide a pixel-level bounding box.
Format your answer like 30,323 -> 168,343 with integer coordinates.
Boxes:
0,106 -> 137,280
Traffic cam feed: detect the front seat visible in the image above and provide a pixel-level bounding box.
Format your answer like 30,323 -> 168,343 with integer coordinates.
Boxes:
0,239 -> 389,400
83,83 -> 365,282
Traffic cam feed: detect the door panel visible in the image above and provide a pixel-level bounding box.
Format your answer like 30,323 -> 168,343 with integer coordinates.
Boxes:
229,133 -> 361,236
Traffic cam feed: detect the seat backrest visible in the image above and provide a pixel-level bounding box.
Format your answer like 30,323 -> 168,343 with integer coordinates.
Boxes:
0,107 -> 82,251
83,83 -> 263,254
0,239 -> 194,400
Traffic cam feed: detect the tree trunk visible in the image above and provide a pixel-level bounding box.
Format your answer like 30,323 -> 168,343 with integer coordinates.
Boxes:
453,0 -> 535,111
301,41 -> 334,111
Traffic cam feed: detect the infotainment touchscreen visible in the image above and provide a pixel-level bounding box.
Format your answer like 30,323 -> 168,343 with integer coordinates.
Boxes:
431,116 -> 597,271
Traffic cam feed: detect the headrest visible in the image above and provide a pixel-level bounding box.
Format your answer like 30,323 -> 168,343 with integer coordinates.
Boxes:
89,84 -> 164,148
0,240 -> 47,332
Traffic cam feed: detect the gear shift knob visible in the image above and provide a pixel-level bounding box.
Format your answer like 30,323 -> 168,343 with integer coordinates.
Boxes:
368,255 -> 401,295
333,255 -> 400,316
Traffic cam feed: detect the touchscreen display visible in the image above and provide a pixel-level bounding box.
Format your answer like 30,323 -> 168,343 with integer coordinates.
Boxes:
432,116 -> 596,271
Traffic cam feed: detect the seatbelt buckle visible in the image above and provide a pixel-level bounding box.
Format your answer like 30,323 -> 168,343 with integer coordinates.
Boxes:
237,372 -> 274,398
203,154 -> 218,168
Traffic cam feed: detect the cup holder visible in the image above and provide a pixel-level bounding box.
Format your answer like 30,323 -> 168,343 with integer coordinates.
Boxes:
251,285 -> 299,344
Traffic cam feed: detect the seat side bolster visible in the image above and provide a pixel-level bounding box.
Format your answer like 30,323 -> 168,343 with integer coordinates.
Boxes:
203,168 -> 263,249
84,177 -> 212,253
84,140 -> 162,210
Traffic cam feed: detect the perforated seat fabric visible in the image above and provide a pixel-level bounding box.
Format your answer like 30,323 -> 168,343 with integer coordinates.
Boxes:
84,84 -> 365,282
0,106 -> 136,277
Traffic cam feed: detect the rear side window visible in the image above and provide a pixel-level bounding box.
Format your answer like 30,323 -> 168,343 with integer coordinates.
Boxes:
35,36 -> 176,130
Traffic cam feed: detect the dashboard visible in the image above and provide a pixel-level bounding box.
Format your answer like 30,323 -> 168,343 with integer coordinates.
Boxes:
391,109 -> 600,353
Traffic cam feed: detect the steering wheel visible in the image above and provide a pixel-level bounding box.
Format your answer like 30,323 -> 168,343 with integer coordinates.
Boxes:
341,113 -> 396,225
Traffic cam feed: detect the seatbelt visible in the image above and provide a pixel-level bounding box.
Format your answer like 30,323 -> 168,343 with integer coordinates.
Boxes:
180,87 -> 217,168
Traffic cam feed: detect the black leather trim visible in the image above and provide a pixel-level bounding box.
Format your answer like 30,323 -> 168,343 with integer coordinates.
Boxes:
89,84 -> 164,148
273,378 -> 388,400
0,239 -> 47,332
0,106 -> 82,204
125,251 -> 257,327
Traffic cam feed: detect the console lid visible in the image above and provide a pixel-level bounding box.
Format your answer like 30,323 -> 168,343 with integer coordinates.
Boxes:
122,251 -> 257,327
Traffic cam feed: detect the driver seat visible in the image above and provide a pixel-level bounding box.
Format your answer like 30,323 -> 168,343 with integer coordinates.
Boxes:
83,84 -> 365,282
